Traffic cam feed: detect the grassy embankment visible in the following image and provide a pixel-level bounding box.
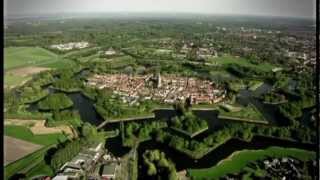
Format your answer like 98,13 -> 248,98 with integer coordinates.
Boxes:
187,146 -> 316,179
218,103 -> 267,123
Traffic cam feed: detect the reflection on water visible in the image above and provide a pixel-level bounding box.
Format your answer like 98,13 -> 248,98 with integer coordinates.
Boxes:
27,88 -> 103,126
136,136 -> 316,179
68,92 -> 102,126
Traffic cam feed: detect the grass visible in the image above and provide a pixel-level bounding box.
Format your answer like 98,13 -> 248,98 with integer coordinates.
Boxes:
4,47 -> 72,88
39,58 -> 76,69
62,47 -> 100,59
171,126 -> 209,138
4,47 -> 59,70
219,103 -> 266,121
4,125 -> 67,146
188,147 -> 316,179
25,161 -> 54,178
4,73 -> 31,88
5,146 -> 52,179
78,53 -> 100,62
4,125 -> 67,179
209,55 -> 275,72
248,80 -> 264,91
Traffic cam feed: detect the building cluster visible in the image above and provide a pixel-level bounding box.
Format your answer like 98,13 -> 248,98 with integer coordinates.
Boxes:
87,73 -> 226,105
104,47 -> 117,56
222,157 -> 315,180
52,143 -> 120,180
180,43 -> 218,60
50,41 -> 89,51
263,157 -> 306,179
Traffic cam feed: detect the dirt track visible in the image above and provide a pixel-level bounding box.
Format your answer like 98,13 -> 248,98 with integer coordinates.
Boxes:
7,66 -> 50,77
4,136 -> 43,166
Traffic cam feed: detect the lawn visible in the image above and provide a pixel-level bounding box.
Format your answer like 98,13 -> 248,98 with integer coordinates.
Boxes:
4,125 -> 67,146
209,55 -> 275,72
4,47 -> 59,70
4,73 -> 31,88
219,103 -> 266,122
40,58 -> 76,69
188,147 -> 316,179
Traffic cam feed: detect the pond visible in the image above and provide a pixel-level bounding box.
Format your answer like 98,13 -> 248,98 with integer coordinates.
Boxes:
27,88 -> 103,126
27,68 -> 103,125
237,82 -> 288,125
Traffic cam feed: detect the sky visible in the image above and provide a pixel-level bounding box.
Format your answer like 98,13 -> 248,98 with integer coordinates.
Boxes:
4,0 -> 316,19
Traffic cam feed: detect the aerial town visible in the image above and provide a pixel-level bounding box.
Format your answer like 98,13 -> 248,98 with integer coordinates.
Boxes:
3,1 -> 318,180
50,42 -> 90,51
87,73 -> 226,105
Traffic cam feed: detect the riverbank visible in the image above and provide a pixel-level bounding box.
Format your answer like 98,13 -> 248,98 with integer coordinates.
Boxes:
187,146 -> 316,179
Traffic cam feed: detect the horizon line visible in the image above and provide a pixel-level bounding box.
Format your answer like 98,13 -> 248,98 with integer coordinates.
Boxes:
5,11 -> 315,20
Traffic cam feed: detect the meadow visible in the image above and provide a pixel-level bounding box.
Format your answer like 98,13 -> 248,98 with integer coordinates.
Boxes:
4,47 -> 76,88
4,47 -> 58,70
209,55 -> 276,72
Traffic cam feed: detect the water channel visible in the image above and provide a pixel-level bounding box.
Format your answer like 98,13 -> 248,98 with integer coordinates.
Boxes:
25,79 -> 316,178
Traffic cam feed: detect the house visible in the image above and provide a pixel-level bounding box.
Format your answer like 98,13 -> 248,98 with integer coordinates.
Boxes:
105,48 -> 116,56
101,163 -> 117,180
180,44 -> 190,54
52,175 -> 69,180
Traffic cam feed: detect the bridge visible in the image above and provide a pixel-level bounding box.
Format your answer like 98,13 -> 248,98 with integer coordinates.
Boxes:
97,114 -> 155,129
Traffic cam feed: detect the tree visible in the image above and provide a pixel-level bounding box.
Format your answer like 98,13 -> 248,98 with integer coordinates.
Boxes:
124,66 -> 134,76
38,93 -> 73,110
147,162 -> 157,176
136,66 -> 146,75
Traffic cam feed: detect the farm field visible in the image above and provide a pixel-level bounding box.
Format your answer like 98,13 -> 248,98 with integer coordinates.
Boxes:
5,145 -> 53,179
4,125 -> 68,179
187,147 -> 316,179
4,73 -> 31,89
4,136 -> 43,165
4,47 -> 58,70
4,47 -> 76,88
5,119 -> 75,137
4,125 -> 68,146
7,66 -> 50,77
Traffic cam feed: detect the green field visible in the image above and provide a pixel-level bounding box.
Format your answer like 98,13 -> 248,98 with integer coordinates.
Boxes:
4,125 -> 67,146
4,47 -> 59,70
39,58 -> 76,69
25,161 -> 54,179
219,103 -> 266,122
4,73 -> 32,88
4,47 -> 76,88
187,147 -> 316,179
209,55 -> 275,72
